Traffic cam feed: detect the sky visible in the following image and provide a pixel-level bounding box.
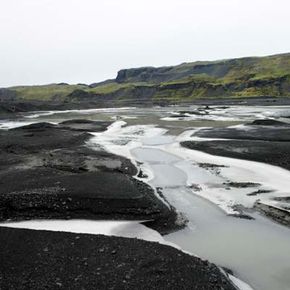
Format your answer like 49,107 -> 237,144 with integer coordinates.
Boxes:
0,0 -> 290,87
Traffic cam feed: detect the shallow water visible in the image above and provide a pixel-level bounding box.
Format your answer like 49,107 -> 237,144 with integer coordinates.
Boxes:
132,146 -> 290,290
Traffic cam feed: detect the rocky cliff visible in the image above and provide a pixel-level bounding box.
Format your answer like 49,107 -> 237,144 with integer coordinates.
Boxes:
1,52 -> 290,109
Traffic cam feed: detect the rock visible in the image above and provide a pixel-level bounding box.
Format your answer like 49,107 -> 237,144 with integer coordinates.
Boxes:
188,184 -> 202,192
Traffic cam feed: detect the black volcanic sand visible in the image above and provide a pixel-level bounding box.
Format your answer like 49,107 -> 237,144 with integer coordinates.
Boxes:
58,119 -> 113,132
248,119 -> 290,126
0,122 -> 181,234
194,123 -> 290,142
181,140 -> 290,171
186,120 -> 290,171
0,227 -> 236,290
13,119 -> 113,133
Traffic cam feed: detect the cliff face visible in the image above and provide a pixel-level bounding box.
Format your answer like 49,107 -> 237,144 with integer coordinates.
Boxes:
103,53 -> 290,103
115,53 -> 290,83
2,52 -> 290,107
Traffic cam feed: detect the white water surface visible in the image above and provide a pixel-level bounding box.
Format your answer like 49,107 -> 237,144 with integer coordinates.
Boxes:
0,120 -> 35,129
25,107 -> 137,119
162,105 -> 290,123
88,119 -> 290,290
131,144 -> 290,290
0,219 -> 169,244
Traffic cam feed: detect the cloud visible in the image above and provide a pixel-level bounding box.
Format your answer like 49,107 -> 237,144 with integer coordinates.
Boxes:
0,0 -> 289,86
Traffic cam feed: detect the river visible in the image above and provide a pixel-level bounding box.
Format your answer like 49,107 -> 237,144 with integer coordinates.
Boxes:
1,105 -> 290,290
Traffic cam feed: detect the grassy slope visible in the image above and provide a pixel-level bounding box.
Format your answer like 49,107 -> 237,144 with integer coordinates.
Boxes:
8,53 -> 290,102
10,84 -> 87,101
154,53 -> 290,100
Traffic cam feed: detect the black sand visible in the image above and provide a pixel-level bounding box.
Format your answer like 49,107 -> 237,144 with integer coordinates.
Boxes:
0,227 -> 236,290
188,121 -> 290,171
194,125 -> 290,142
181,140 -> 290,171
0,122 -> 182,234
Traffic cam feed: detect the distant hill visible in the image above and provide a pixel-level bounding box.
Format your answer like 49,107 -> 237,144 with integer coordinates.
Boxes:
3,53 -> 290,106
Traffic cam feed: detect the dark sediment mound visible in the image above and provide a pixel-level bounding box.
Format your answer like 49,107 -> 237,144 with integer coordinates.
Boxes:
0,170 -> 171,228
167,107 -> 211,119
254,202 -> 290,227
194,126 -> 290,141
0,227 -> 236,290
60,119 -> 103,124
0,100 -> 109,117
247,189 -> 274,196
12,119 -> 113,133
1,97 -> 290,117
188,123 -> 290,170
59,119 -> 112,132
223,182 -> 261,188
40,147 -> 137,176
181,140 -> 290,171
12,122 -> 57,130
179,108 -> 210,115
0,122 -> 182,234
168,114 -> 189,118
0,124 -> 90,153
249,119 -> 290,126
198,163 -> 228,176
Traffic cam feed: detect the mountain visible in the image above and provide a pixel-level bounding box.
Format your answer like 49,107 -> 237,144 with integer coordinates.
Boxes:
2,53 -> 290,107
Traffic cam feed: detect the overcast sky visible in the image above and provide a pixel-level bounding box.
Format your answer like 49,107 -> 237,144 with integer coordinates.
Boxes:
1,0 -> 289,87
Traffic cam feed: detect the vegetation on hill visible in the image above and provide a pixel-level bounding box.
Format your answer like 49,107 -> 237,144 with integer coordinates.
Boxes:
4,53 -> 290,104
9,84 -> 87,101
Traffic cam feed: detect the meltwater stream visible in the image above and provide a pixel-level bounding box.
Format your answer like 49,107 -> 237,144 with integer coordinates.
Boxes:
131,147 -> 290,290
3,105 -> 290,290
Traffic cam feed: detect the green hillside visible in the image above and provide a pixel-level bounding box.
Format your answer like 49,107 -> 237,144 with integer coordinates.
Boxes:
6,53 -> 290,104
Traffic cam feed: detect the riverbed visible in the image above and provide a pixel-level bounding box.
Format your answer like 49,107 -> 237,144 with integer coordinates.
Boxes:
1,105 -> 290,290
